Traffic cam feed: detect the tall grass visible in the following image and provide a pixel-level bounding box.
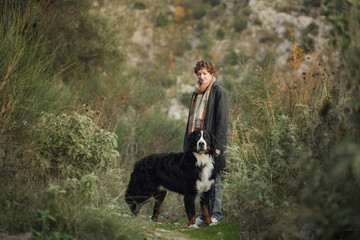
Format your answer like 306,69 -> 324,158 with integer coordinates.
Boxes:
0,2 -> 146,238
0,1 -> 72,179
0,1 -> 68,129
222,1 -> 360,238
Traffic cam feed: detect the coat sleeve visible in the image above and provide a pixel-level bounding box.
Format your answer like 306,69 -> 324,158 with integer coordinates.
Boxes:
213,86 -> 229,154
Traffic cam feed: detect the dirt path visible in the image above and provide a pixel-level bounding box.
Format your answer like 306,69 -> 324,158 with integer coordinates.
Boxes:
146,227 -> 191,240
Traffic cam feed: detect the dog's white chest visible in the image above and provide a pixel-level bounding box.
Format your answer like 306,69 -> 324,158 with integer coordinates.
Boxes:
194,153 -> 214,193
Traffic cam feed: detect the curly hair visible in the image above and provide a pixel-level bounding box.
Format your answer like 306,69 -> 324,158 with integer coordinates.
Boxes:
194,59 -> 216,75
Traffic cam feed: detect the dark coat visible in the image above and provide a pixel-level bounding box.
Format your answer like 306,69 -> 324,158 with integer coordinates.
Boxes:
183,80 -> 229,172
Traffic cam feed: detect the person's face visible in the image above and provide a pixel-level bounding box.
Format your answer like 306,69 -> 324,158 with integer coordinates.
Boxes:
196,68 -> 213,84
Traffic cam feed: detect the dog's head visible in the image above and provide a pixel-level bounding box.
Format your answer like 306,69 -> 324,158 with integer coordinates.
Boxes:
186,129 -> 216,154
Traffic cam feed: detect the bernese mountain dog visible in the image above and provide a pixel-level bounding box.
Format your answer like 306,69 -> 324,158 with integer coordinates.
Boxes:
125,129 -> 217,228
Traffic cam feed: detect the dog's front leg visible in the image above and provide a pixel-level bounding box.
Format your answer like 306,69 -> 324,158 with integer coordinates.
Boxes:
200,190 -> 213,226
184,195 -> 197,228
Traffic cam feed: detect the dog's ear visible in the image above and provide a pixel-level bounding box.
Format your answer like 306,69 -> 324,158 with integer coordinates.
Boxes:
185,131 -> 196,153
208,131 -> 218,152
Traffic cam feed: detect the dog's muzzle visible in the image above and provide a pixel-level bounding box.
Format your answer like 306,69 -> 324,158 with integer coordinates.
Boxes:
197,138 -> 207,153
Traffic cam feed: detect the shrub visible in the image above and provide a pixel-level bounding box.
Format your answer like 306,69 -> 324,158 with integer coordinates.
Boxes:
159,75 -> 176,88
205,0 -> 222,7
174,5 -> 186,22
198,33 -> 213,51
135,110 -> 184,157
216,28 -> 225,40
223,115 -> 301,238
254,17 -> 262,26
180,92 -> 193,106
155,12 -> 169,27
0,0 -> 73,184
224,50 -> 248,65
0,177 -> 143,239
305,22 -> 319,35
32,108 -> 119,179
36,0 -> 125,80
299,35 -> 315,53
193,7 -> 207,20
233,14 -> 248,33
288,142 -> 360,240
133,1 -> 146,10
0,1 -> 70,134
242,6 -> 252,16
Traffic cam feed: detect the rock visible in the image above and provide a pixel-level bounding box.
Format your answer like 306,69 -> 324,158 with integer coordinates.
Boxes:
155,228 -> 170,232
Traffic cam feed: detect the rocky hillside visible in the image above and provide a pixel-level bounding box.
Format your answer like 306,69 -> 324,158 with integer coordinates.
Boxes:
99,0 -> 332,121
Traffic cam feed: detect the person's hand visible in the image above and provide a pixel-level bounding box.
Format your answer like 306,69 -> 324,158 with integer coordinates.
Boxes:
215,149 -> 220,158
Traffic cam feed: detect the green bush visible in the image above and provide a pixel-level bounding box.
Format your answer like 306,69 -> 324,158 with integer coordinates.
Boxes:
135,110 -> 184,157
193,7 -> 207,20
198,33 -> 213,51
223,116 -> 301,238
32,109 -> 119,179
224,50 -> 249,65
242,6 -> 252,16
233,14 -> 248,32
36,0 -> 124,80
305,22 -> 319,35
0,0 -> 73,184
0,177 -> 143,239
254,17 -> 262,26
205,0 -> 221,7
0,1 -> 70,133
133,1 -> 147,10
226,66 -> 239,77
155,12 -> 169,27
216,28 -> 225,40
299,35 -> 315,53
159,75 -> 176,88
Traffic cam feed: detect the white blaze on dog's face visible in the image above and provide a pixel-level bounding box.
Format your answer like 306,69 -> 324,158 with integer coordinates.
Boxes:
196,130 -> 207,153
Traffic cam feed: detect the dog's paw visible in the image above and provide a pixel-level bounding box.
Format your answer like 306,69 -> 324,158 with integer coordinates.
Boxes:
188,224 -> 199,229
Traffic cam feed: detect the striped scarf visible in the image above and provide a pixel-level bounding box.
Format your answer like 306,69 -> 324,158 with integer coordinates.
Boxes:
188,77 -> 215,134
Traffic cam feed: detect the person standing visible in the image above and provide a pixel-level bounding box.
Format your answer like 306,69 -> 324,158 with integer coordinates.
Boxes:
183,59 -> 229,225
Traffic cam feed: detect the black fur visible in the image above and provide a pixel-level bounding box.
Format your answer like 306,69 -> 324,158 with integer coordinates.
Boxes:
125,129 -> 217,226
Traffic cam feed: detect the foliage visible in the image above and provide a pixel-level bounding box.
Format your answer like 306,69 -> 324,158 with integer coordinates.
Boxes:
0,0 -> 74,186
233,14 -> 248,33
204,0 -> 222,7
155,12 -> 169,27
223,29 -> 359,238
135,110 -> 184,156
223,115 -> 301,238
193,7 -> 207,20
31,108 -> 119,179
291,142 -> 360,239
35,0 -> 125,80
216,29 -> 225,40
133,1 -> 147,10
116,109 -> 184,167
3,0 -> 360,239
299,35 -> 315,53
254,17 -> 262,26
305,22 -> 319,35
181,92 -> 193,106
0,177 -> 143,239
198,33 -> 213,51
159,75 -> 176,87
174,5 -> 186,22
0,0 -> 70,135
